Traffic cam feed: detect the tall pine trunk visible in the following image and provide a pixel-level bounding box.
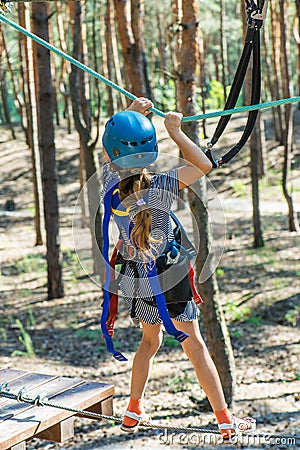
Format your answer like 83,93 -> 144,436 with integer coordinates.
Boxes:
32,1 -> 64,299
69,0 -> 103,280
177,0 -> 236,407
113,0 -> 151,99
19,3 -> 44,246
279,0 -> 299,232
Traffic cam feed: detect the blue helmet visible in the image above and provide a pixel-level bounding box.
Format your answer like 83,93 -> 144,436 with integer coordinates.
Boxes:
102,111 -> 158,168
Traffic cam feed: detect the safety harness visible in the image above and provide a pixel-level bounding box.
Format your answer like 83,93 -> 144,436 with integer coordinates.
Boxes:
205,0 -> 268,168
101,177 -> 202,361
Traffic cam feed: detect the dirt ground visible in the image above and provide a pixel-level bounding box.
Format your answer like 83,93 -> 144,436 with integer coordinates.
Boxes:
0,111 -> 300,449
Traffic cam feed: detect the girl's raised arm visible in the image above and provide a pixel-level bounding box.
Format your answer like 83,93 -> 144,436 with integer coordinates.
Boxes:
164,112 -> 212,190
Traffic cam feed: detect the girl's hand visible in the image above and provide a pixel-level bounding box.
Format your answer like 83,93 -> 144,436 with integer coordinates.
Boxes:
126,97 -> 153,116
164,112 -> 183,136
102,147 -> 111,163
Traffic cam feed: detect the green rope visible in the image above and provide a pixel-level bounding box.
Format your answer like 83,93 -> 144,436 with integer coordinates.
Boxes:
0,12 -> 299,122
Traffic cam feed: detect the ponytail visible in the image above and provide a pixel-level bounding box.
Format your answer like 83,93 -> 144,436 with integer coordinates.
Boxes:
119,170 -> 157,261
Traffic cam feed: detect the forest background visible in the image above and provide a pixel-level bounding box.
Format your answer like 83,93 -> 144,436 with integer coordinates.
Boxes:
0,0 -> 299,448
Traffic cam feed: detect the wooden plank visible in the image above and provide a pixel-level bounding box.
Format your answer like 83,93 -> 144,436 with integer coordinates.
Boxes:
0,372 -> 57,409
0,375 -> 84,425
101,396 -> 114,416
0,381 -> 114,449
77,395 -> 114,417
0,369 -> 27,384
35,417 -> 74,442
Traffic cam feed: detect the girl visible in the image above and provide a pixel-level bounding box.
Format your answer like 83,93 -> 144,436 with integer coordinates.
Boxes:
101,97 -> 255,440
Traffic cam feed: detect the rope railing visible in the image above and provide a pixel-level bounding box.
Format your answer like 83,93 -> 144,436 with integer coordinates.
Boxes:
0,12 -> 299,122
0,384 -> 299,442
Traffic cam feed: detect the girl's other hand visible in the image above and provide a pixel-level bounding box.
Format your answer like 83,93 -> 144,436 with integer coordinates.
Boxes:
164,112 -> 183,136
126,97 -> 153,116
102,147 -> 111,163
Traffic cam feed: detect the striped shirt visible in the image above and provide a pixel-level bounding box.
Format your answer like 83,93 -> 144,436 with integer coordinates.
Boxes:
102,162 -> 198,325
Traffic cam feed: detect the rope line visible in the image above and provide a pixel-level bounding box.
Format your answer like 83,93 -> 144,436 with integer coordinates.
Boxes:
0,13 -> 299,123
0,387 -> 299,441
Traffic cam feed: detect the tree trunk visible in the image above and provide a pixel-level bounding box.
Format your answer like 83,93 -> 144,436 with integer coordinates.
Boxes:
279,0 -> 299,232
69,0 -> 103,280
294,0 -> 300,108
102,0 -> 114,116
1,25 -> 26,134
56,0 -> 72,133
0,29 -> 16,139
219,0 -> 228,102
19,3 -> 44,246
270,0 -> 283,142
197,26 -> 208,139
177,0 -> 236,407
32,1 -> 64,298
242,8 -> 264,248
113,0 -> 151,98
250,121 -> 264,248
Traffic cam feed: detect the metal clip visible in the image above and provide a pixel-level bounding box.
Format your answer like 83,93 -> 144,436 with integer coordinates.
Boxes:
34,391 -> 48,407
17,387 -> 28,402
0,382 -> 10,394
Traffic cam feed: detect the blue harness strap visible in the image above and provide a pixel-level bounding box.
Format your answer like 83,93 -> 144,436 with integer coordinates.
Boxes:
101,178 -> 128,361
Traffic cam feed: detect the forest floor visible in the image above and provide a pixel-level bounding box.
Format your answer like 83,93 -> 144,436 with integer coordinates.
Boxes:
0,110 -> 300,450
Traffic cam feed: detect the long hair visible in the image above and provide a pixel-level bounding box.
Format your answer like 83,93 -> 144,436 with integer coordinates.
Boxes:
119,169 -> 156,261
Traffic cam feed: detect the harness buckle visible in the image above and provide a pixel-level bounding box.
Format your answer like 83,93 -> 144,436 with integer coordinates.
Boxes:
205,147 -> 219,169
246,1 -> 266,30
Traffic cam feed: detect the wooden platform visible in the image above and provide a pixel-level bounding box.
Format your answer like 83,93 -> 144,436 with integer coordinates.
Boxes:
0,368 -> 114,450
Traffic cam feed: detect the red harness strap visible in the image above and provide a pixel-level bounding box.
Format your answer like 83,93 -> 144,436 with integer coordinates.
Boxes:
106,241 -> 121,337
188,262 -> 203,305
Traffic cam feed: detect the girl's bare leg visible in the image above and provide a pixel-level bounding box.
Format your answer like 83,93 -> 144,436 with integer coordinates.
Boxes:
172,318 -> 227,412
122,322 -> 163,428
130,321 -> 163,400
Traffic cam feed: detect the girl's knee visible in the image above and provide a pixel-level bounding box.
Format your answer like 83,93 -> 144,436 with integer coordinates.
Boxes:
182,335 -> 207,359
140,324 -> 163,353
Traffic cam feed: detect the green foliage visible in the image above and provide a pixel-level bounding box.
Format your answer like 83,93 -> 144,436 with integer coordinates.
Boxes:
75,328 -> 101,341
163,334 -> 181,348
168,372 -> 198,393
230,180 -> 247,197
11,319 -> 36,358
13,254 -> 46,275
153,79 -> 177,112
285,307 -> 300,327
204,80 -> 224,110
0,328 -> 7,342
224,299 -> 251,321
216,268 -> 225,277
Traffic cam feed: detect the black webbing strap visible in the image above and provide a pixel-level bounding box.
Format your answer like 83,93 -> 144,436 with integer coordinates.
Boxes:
205,0 -> 266,168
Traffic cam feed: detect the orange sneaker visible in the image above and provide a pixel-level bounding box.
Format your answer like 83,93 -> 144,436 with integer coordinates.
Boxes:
120,410 -> 151,433
219,416 -> 256,441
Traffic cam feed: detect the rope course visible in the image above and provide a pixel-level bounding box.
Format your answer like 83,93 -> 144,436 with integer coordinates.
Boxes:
0,383 -> 299,441
0,11 -> 299,124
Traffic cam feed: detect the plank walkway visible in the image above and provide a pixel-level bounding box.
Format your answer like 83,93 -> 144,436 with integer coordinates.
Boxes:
0,368 -> 114,450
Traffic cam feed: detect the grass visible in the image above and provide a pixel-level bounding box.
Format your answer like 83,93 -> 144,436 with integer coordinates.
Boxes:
75,328 -> 101,341
285,307 -> 300,327
168,372 -> 198,393
163,334 -> 181,348
230,180 -> 247,197
11,318 -> 36,358
13,254 -> 46,275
